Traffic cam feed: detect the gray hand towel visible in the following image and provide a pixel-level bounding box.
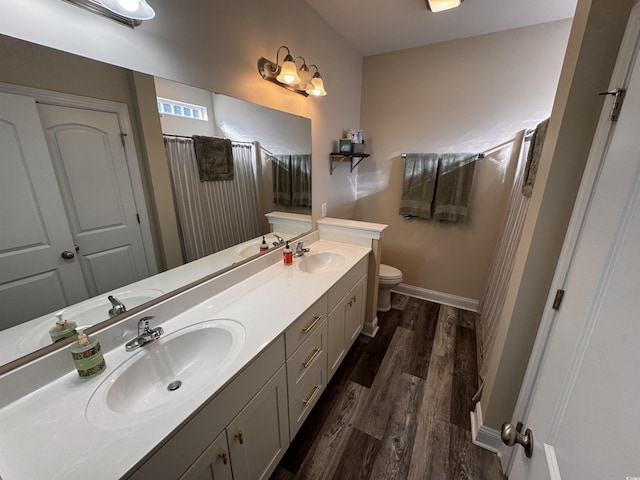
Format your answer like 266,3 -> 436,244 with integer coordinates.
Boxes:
433,153 -> 478,222
399,153 -> 439,219
522,118 -> 549,197
193,135 -> 234,181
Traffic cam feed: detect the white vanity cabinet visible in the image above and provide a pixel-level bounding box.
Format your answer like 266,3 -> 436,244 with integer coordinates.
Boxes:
327,257 -> 368,381
127,337 -> 289,480
284,295 -> 328,439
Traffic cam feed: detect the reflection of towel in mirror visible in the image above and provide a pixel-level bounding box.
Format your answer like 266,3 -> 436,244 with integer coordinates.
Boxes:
193,135 -> 234,181
272,155 -> 292,206
291,154 -> 312,208
399,153 -> 439,219
433,153 -> 478,222
522,118 -> 549,197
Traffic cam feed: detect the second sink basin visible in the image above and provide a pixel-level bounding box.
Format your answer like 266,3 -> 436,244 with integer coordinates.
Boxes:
296,251 -> 346,273
86,319 -> 245,428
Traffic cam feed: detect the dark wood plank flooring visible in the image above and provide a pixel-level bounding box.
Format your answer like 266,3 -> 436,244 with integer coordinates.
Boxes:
270,294 -> 505,480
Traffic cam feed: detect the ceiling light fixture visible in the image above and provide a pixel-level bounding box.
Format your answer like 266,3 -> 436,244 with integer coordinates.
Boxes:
425,0 -> 463,12
258,46 -> 327,97
99,0 -> 155,19
62,0 -> 154,27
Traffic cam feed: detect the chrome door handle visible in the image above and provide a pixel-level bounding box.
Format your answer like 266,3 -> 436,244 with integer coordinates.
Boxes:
61,250 -> 75,259
501,422 -> 534,458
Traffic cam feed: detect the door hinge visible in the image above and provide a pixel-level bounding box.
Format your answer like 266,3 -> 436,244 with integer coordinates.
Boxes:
598,88 -> 625,121
552,289 -> 565,310
120,133 -> 128,147
136,213 -> 141,224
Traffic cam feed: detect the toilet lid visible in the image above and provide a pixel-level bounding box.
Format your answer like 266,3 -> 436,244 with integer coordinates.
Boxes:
379,264 -> 402,281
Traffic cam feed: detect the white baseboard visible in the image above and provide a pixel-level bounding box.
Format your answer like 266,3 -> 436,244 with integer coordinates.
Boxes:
470,402 -> 503,455
393,283 -> 479,312
361,316 -> 379,337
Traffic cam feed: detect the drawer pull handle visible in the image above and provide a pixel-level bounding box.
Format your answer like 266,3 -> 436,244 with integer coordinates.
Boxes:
347,300 -> 353,307
218,450 -> 228,465
302,315 -> 322,334
303,348 -> 321,368
351,295 -> 357,303
303,385 -> 321,406
235,430 -> 244,445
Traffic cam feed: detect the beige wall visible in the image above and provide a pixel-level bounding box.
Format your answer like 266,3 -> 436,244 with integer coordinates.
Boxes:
481,0 -> 636,430
356,21 -> 572,301
0,0 -> 363,226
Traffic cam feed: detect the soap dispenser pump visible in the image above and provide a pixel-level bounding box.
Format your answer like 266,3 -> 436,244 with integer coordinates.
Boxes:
49,314 -> 78,343
259,236 -> 269,252
70,332 -> 106,379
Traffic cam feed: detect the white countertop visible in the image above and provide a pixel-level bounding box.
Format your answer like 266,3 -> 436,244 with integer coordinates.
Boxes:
0,239 -> 370,480
0,231 -> 296,366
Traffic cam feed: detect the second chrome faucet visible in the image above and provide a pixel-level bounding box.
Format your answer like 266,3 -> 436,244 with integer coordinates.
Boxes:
125,316 -> 164,352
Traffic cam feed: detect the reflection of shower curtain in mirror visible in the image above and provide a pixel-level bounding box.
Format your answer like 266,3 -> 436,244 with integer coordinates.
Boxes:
164,137 -> 262,262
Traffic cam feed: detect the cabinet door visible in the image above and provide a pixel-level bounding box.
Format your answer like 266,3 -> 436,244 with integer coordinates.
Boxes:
227,365 -> 289,480
180,431 -> 233,480
327,301 -> 346,381
344,276 -> 366,348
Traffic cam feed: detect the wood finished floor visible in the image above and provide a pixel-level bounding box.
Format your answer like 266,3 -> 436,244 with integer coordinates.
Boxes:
270,294 -> 506,480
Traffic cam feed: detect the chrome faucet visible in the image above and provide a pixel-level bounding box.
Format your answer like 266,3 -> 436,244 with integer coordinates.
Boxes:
107,295 -> 126,318
294,241 -> 310,257
272,234 -> 285,247
125,316 -> 164,352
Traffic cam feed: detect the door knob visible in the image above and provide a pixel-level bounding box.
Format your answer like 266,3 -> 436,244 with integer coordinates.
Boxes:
61,250 -> 75,259
501,422 -> 534,458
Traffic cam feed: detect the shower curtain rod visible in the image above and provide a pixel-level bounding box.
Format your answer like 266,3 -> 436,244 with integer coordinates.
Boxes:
162,133 -> 254,146
400,129 -> 537,159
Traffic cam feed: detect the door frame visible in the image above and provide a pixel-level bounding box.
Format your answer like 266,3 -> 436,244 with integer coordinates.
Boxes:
503,4 -> 640,474
0,81 -> 158,278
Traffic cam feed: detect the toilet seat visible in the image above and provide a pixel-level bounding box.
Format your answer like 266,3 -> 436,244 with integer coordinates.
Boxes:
379,264 -> 402,284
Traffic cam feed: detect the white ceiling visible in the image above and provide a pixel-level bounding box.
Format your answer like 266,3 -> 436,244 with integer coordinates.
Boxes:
305,0 -> 578,56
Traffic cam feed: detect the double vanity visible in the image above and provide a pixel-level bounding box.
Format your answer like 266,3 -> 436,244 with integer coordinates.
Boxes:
0,221 -> 385,480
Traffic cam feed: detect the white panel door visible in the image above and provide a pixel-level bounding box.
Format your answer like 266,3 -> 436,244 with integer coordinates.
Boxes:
507,6 -> 640,478
37,103 -> 151,296
0,92 -> 88,329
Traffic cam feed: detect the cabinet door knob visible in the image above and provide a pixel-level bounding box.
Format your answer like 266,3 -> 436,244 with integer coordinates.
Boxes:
351,295 -> 357,303
218,450 -> 228,465
235,430 -> 244,445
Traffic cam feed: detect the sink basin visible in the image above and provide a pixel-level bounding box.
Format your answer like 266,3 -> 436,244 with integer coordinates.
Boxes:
17,289 -> 164,353
296,251 -> 346,274
86,319 -> 245,428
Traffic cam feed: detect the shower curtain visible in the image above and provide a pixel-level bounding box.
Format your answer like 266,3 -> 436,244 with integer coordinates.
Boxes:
478,130 -> 532,378
164,136 -> 262,263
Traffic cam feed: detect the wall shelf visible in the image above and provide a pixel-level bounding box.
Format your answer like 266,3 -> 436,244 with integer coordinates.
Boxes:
329,153 -> 370,174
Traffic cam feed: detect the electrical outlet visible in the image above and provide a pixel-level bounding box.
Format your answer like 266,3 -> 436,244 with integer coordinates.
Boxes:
321,203 -> 327,217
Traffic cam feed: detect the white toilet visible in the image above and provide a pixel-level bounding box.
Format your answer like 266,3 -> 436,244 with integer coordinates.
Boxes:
377,264 -> 403,312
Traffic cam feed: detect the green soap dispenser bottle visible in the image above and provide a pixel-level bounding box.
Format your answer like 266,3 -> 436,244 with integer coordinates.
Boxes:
71,333 -> 106,379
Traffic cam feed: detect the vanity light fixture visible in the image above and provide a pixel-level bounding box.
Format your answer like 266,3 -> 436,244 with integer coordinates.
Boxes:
258,46 -> 328,97
425,0 -> 463,12
62,0 -> 155,27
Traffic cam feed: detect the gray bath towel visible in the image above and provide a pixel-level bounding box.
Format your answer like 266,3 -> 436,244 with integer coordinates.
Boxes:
399,153 -> 439,219
433,153 -> 478,222
291,154 -> 312,208
522,118 -> 549,197
272,154 -> 292,206
193,135 -> 234,181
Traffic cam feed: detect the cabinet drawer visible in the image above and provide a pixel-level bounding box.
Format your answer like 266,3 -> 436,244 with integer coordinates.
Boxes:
286,318 -> 327,399
284,295 -> 327,358
289,362 -> 326,440
328,256 -> 368,312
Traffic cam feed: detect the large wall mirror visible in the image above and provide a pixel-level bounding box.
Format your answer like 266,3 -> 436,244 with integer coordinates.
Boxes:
0,34 -> 312,368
